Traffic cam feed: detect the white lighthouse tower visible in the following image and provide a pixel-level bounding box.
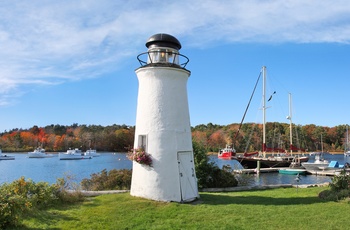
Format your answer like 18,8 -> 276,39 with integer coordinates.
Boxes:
130,33 -> 199,202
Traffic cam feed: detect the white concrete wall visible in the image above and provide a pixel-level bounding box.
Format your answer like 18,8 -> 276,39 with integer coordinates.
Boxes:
130,66 -> 197,202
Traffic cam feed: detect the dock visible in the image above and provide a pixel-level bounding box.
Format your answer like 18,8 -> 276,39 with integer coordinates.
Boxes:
233,168 -> 278,174
233,167 -> 350,176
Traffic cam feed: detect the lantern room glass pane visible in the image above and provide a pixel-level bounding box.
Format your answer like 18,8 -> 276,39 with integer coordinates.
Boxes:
147,48 -> 179,65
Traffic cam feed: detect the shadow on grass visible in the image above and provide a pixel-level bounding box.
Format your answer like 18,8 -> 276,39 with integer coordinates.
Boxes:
199,193 -> 325,206
15,204 -> 81,230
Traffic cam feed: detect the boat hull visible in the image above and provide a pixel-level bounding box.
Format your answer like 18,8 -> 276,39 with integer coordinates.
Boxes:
301,162 -> 329,172
84,150 -> 100,157
218,145 -> 235,160
237,157 -> 291,168
218,152 -> 233,160
278,169 -> 307,175
236,156 -> 309,169
59,154 -> 92,160
59,149 -> 92,160
0,155 -> 15,160
28,153 -> 54,158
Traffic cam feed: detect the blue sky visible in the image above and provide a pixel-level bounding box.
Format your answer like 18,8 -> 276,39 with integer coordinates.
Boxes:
0,0 -> 350,132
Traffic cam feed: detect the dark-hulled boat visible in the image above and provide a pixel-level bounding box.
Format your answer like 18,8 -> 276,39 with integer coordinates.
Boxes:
232,68 -> 308,169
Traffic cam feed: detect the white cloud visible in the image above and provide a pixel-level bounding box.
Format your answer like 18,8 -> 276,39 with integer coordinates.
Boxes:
0,0 -> 349,106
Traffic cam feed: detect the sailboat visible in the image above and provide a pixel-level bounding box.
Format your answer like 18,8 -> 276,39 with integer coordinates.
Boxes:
279,93 -> 308,174
344,126 -> 350,157
286,93 -> 309,165
236,67 -> 308,169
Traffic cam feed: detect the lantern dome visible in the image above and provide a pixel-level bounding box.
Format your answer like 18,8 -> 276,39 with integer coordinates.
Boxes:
146,33 -> 181,50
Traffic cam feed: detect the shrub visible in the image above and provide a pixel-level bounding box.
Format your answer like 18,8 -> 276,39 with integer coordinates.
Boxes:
319,170 -> 350,201
81,169 -> 132,191
318,190 -> 338,201
55,177 -> 85,204
0,177 -> 65,228
329,169 -> 350,192
193,141 -> 238,188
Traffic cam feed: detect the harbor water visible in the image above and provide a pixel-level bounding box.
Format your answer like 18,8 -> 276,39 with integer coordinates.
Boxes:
210,153 -> 350,186
0,152 -> 349,187
0,152 -> 132,185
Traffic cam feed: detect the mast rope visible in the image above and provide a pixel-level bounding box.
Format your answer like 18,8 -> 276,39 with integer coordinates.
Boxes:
233,70 -> 262,145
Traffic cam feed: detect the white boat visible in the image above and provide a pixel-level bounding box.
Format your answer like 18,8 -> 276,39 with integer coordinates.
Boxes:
0,149 -> 15,160
84,149 -> 100,157
345,151 -> 350,157
28,147 -> 54,158
59,148 -> 92,160
301,152 -> 329,172
302,134 -> 329,172
344,126 -> 350,157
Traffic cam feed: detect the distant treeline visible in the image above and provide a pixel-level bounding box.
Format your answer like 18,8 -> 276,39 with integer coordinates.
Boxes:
0,124 -> 135,152
192,122 -> 349,153
0,122 -> 348,153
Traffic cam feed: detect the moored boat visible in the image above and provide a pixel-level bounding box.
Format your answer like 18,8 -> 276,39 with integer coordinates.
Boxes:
301,152 -> 329,172
84,149 -> 100,157
218,145 -> 236,159
59,148 -> 92,160
234,68 -> 308,169
236,154 -> 299,168
278,168 -> 307,175
345,151 -> 350,157
28,147 -> 54,158
0,149 -> 15,160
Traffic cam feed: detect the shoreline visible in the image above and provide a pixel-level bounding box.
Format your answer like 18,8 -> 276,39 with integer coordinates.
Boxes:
208,151 -> 345,155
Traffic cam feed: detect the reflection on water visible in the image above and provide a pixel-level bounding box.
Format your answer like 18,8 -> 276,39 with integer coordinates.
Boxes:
210,153 -> 350,186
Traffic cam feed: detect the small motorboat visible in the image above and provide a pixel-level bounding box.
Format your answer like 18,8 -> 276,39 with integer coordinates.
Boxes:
0,149 -> 15,160
278,168 -> 307,175
28,147 -> 54,158
218,145 -> 236,160
59,148 -> 92,160
84,149 -> 100,157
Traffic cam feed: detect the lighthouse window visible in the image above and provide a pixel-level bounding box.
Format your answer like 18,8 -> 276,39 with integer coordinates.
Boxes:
138,135 -> 147,151
147,48 -> 179,65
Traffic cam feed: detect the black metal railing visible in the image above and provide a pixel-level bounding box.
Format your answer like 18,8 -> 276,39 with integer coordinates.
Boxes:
137,51 -> 189,69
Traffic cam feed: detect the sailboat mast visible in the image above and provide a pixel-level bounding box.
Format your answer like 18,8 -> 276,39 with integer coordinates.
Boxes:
288,93 -> 293,154
347,125 -> 349,151
262,66 -> 266,157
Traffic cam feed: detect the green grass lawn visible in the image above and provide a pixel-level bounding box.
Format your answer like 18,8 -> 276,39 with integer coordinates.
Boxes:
19,187 -> 350,230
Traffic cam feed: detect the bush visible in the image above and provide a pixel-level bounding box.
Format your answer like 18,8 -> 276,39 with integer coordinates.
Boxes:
319,170 -> 350,201
330,170 -> 350,192
0,177 -> 65,228
81,169 -> 132,191
0,176 -> 86,228
193,141 -> 238,188
55,177 -> 85,204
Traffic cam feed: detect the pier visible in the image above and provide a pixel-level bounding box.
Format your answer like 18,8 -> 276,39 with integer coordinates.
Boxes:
233,167 -> 350,176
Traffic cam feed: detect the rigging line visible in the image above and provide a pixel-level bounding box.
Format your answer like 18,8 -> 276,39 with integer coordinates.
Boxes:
244,124 -> 256,153
234,70 -> 262,143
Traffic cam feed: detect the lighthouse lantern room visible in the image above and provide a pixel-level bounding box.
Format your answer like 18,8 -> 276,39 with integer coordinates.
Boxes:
131,33 -> 199,202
